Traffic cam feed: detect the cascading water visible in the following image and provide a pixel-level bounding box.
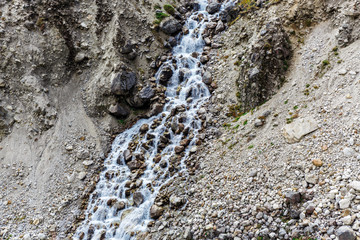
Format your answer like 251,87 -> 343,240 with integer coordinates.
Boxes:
74,1 -> 233,239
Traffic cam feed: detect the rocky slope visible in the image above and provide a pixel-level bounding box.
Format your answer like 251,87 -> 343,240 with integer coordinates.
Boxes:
0,0 -> 196,239
144,0 -> 360,239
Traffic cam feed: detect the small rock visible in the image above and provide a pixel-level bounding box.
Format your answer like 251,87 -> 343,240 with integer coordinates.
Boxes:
75,52 -> 86,63
343,147 -> 355,157
306,203 -> 316,215
341,215 -> 353,225
82,160 -> 94,166
150,205 -> 164,219
339,199 -> 351,209
312,159 -> 323,167
175,145 -> 184,154
170,195 -> 184,208
285,191 -> 301,204
305,174 -> 318,184
283,117 -> 318,143
190,146 -> 197,154
349,181 -> 360,191
133,192 -> 144,206
336,226 -> 355,240
339,69 -> 347,75
140,124 -> 149,133
77,172 -> 87,180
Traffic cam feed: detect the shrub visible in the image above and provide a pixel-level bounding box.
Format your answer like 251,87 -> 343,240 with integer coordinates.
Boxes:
164,4 -> 175,15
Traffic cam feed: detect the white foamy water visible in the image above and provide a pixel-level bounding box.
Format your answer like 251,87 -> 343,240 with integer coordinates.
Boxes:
74,1 -> 233,239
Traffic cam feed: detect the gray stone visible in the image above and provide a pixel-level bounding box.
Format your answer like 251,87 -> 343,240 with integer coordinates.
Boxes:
108,103 -> 130,118
336,226 -> 355,240
349,181 -> 360,191
285,191 -> 301,204
202,71 -> 212,84
159,64 -> 173,84
111,71 -> 137,96
339,199 -> 351,209
133,192 -> 144,206
123,149 -> 132,162
160,19 -> 182,35
343,147 -> 355,157
306,203 -> 316,215
170,195 -> 184,208
150,204 -> 163,219
305,174 -> 318,184
283,117 -> 318,143
74,52 -> 86,62
206,2 -> 221,14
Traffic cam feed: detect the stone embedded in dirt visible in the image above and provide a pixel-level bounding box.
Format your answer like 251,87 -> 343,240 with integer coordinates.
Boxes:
339,199 -> 351,209
312,159 -> 323,167
306,203 -> 315,215
215,20 -> 225,33
111,71 -> 137,96
202,71 -> 212,84
349,181 -> 360,191
160,19 -> 182,35
108,103 -> 130,118
74,52 -> 86,63
133,192 -> 144,206
206,2 -> 221,14
336,226 -> 356,240
150,204 -> 164,219
285,191 -> 301,204
283,117 -> 318,143
82,160 -> 94,166
170,195 -> 185,208
200,55 -> 210,64
305,174 -> 318,184
175,145 -> 185,153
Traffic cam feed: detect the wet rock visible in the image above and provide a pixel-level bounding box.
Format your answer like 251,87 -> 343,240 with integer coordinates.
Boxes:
148,103 -> 164,117
150,204 -> 164,219
123,149 -> 132,162
108,103 -> 130,118
140,124 -> 149,133
207,2 -> 221,14
113,201 -> 125,210
160,19 -> 182,35
111,71 -> 137,96
215,20 -> 225,33
133,192 -> 144,206
159,65 -> 173,84
283,117 -> 318,143
200,55 -> 210,64
127,85 -> 155,108
127,160 -> 142,171
202,71 -> 212,84
175,146 -> 185,153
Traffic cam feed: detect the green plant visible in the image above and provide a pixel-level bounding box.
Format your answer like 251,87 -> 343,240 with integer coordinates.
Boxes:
322,60 -> 329,66
332,46 -> 338,52
154,3 -> 161,10
118,119 -> 126,125
293,105 -> 298,110
155,12 -> 169,21
304,19 -> 312,27
248,145 -> 254,149
243,120 -> 248,125
284,100 -> 288,104
163,4 -> 175,15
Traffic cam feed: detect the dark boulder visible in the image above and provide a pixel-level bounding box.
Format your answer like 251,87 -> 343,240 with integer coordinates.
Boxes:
127,85 -> 155,108
206,2 -> 221,14
159,65 -> 173,84
133,192 -> 144,206
160,19 -> 182,35
108,103 -> 130,118
111,71 -> 137,96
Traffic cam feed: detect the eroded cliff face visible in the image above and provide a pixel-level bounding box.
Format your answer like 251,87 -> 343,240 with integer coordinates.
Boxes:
0,0 -> 197,238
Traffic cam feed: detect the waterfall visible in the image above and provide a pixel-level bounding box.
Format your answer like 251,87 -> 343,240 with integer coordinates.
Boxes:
74,1 -> 231,239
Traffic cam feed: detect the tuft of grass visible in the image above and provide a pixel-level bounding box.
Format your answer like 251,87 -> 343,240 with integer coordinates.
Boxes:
322,60 -> 330,66
154,3 -> 161,10
248,145 -> 254,149
163,4 -> 175,15
155,12 -> 169,21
